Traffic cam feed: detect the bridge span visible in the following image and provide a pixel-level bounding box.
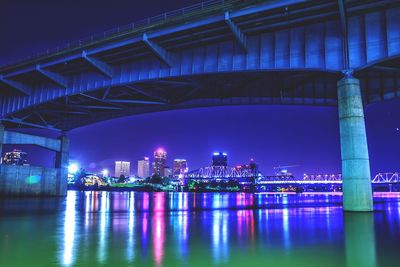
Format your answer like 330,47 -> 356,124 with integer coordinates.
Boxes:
185,170 -> 400,185
0,0 -> 399,211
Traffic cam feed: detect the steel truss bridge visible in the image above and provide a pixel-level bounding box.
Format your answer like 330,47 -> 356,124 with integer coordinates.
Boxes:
185,170 -> 400,185
186,166 -> 256,179
371,172 -> 400,184
0,0 -> 400,130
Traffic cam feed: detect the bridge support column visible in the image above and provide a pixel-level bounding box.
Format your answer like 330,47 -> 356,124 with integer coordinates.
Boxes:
338,76 -> 373,212
55,134 -> 69,196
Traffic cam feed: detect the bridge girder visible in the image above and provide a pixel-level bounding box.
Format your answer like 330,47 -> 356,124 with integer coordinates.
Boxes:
82,51 -> 113,78
0,75 -> 31,95
35,64 -> 68,88
224,11 -> 247,53
142,33 -> 174,67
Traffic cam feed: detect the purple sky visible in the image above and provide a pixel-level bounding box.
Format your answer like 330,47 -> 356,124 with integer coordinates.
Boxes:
1,0 -> 399,177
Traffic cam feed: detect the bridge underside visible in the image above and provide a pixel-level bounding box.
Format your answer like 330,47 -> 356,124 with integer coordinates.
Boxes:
0,0 -> 399,131
1,66 -> 399,131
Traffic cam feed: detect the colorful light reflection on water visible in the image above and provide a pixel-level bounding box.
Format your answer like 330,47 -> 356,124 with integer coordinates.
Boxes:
0,192 -> 399,267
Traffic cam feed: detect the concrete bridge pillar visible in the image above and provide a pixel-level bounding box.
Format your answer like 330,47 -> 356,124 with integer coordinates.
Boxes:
338,76 -> 373,212
55,134 -> 69,196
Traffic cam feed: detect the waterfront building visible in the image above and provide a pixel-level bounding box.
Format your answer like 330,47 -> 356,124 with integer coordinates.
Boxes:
212,152 -> 228,167
173,159 -> 188,177
115,161 -> 130,177
137,157 -> 150,178
1,149 -> 28,165
153,148 -> 167,176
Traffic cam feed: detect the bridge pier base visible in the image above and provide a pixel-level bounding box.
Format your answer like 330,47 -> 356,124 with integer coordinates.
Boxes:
338,77 -> 373,212
0,128 -> 69,197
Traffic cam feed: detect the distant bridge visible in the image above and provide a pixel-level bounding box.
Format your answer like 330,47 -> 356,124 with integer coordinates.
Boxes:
186,170 -> 400,185
186,165 -> 256,179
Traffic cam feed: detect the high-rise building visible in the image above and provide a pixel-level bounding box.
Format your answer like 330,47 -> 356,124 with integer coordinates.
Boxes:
164,166 -> 172,178
212,152 -> 228,167
1,149 -> 28,165
137,157 -> 150,178
115,161 -> 130,177
173,159 -> 188,177
153,148 -> 167,177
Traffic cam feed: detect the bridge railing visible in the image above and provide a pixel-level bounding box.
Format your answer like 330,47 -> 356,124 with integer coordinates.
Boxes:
2,0 -> 234,67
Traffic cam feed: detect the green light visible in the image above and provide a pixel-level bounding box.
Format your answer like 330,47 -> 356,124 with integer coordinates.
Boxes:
26,175 -> 41,184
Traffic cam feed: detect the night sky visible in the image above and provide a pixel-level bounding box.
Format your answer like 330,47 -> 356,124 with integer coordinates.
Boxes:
1,0 -> 399,176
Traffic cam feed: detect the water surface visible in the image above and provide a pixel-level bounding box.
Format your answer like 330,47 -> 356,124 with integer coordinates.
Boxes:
0,192 -> 399,267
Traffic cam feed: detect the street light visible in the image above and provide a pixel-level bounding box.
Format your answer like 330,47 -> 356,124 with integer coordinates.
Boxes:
68,163 -> 79,174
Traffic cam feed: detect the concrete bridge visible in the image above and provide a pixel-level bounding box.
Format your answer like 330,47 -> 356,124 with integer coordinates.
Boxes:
0,0 -> 399,211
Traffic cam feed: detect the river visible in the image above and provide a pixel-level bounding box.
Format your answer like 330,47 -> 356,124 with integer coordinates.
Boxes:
0,191 -> 399,267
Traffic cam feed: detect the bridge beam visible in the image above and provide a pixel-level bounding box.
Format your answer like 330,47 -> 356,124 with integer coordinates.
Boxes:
142,33 -> 174,67
107,99 -> 166,105
35,64 -> 68,88
82,51 -> 113,78
3,130 -> 62,152
338,76 -> 373,211
124,85 -> 168,103
224,11 -> 247,52
0,75 -> 31,95
1,117 -> 60,131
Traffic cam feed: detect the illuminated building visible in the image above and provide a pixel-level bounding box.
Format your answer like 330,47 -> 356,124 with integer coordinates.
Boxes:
137,157 -> 150,178
212,152 -> 227,167
164,166 -> 172,178
173,159 -> 188,177
2,149 -> 28,165
115,161 -> 130,177
153,148 -> 167,176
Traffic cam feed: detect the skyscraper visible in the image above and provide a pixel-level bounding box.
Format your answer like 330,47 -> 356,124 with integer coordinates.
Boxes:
115,161 -> 130,177
173,159 -> 188,177
137,157 -> 150,178
212,152 -> 228,167
153,148 -> 167,176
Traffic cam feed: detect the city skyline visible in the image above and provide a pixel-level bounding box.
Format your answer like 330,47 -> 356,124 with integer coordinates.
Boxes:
3,100 -> 399,177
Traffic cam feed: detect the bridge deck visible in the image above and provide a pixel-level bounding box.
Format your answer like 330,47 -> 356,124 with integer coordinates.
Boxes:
0,0 -> 399,131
